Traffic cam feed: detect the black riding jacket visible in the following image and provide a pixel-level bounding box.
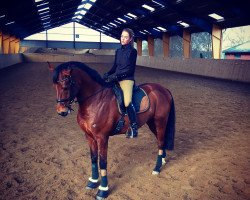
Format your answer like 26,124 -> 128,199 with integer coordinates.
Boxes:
107,43 -> 137,81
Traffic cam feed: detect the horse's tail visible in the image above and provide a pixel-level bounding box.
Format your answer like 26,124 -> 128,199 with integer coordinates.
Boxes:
164,96 -> 175,150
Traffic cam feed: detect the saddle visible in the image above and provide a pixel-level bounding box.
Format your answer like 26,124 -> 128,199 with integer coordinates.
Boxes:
112,83 -> 150,134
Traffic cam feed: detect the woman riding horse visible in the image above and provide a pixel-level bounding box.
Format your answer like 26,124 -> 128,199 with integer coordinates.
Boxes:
103,28 -> 138,138
49,43 -> 175,199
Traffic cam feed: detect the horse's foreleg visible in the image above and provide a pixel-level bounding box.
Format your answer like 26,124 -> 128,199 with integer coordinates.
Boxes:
96,137 -> 109,199
86,135 -> 99,189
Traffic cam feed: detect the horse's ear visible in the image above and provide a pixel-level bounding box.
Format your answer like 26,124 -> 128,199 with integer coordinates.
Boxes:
47,61 -> 55,71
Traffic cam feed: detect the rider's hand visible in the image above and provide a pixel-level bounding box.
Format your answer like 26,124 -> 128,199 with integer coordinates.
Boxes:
103,73 -> 109,81
107,74 -> 117,82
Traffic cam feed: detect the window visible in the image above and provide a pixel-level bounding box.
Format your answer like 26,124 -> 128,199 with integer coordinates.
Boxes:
235,53 -> 241,59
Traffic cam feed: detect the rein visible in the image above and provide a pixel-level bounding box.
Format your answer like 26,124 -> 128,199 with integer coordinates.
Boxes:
76,87 -> 105,104
56,74 -> 106,109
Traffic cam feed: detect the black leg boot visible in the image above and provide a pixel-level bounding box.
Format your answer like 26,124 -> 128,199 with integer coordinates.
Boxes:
126,103 -> 138,138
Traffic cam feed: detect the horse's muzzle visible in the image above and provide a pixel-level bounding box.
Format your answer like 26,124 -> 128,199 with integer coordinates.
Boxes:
56,104 -> 71,117
58,111 -> 68,117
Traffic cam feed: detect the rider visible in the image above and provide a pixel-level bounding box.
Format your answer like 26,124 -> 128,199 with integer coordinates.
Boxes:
103,28 -> 138,138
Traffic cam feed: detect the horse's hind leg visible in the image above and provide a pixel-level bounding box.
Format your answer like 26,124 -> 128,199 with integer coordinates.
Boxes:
152,149 -> 167,175
147,118 -> 167,175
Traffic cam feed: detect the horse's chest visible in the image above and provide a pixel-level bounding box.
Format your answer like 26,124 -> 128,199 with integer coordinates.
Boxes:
77,114 -> 102,134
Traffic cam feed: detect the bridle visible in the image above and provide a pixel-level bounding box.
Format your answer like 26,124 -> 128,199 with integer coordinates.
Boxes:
56,71 -> 106,112
56,75 -> 77,111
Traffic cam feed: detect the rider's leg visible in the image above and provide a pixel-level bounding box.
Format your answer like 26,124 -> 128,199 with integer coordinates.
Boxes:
119,80 -> 138,138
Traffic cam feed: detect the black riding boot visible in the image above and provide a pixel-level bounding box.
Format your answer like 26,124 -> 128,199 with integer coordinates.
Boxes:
126,103 -> 138,138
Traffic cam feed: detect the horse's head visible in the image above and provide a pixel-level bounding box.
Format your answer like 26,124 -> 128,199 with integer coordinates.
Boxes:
49,62 -> 78,117
48,61 -> 107,116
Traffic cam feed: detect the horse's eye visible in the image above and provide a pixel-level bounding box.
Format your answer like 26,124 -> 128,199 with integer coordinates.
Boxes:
57,77 -> 69,83
62,77 -> 69,81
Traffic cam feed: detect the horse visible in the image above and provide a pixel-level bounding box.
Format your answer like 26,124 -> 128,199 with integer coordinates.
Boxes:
48,61 -> 175,200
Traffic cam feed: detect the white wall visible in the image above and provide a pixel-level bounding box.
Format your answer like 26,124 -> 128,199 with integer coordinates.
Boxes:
0,54 -> 24,70
137,56 -> 250,83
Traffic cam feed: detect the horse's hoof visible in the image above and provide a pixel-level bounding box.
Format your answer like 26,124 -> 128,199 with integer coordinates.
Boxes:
86,179 -> 99,189
152,170 -> 160,175
86,182 -> 99,189
96,189 -> 109,199
125,131 -> 131,138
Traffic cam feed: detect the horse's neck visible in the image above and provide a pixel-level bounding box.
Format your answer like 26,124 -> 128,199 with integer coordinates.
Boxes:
76,70 -> 103,101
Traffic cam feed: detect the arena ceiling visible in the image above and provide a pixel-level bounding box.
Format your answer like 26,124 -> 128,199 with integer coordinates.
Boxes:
1,0 -> 250,40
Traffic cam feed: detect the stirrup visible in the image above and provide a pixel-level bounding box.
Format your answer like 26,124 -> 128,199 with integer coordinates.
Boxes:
126,126 -> 138,138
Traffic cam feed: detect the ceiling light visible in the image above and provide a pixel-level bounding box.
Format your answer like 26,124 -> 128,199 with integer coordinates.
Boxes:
35,0 -> 43,2
208,13 -> 224,21
79,10 -> 86,15
84,3 -> 92,9
41,17 -> 50,20
153,28 -> 161,32
5,21 -> 15,25
78,4 -> 85,9
41,14 -> 50,18
124,15 -> 132,19
127,13 -> 137,19
114,20 -> 122,24
0,15 -> 5,19
76,15 -> 83,19
117,18 -> 126,23
90,0 -> 96,2
97,29 -> 104,32
37,2 -> 49,7
139,31 -> 146,34
143,30 -> 150,34
157,26 -> 167,31
109,22 -> 117,27
142,4 -> 155,12
152,0 -> 165,7
39,10 -> 49,15
38,7 -> 49,12
102,25 -> 110,30
176,0 -> 183,3
177,21 -> 189,27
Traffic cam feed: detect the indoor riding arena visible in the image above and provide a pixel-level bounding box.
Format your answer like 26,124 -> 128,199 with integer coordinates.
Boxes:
1,0 -> 250,200
0,54 -> 249,200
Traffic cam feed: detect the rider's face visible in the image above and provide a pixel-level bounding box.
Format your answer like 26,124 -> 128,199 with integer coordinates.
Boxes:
120,31 -> 132,45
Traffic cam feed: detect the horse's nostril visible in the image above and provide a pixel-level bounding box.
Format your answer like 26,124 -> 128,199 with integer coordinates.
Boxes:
58,112 -> 68,117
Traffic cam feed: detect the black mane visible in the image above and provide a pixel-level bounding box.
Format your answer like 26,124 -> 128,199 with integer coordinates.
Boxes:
52,61 -> 108,86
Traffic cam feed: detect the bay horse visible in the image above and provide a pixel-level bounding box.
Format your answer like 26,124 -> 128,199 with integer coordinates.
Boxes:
48,61 -> 175,199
